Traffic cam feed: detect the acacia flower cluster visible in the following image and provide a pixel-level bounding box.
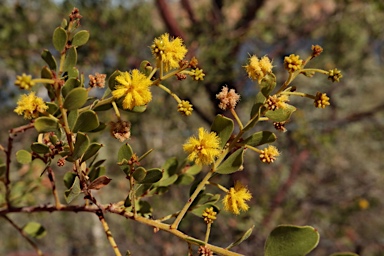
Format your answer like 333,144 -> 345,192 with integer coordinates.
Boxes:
266,94 -> 289,110
112,70 -> 152,110
177,100 -> 193,116
284,54 -> 303,73
14,92 -> 48,119
222,181 -> 252,215
259,145 -> 280,164
151,33 -> 188,71
216,86 -> 240,110
328,68 -> 343,82
183,127 -> 221,166
244,55 -> 273,84
15,73 -> 36,90
314,92 -> 330,108
89,72 -> 107,88
202,207 -> 217,224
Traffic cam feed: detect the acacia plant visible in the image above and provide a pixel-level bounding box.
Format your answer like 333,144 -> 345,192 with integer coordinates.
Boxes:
0,8 -> 357,256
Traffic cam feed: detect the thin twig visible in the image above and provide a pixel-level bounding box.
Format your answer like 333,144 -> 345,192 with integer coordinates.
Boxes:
1,215 -> 44,256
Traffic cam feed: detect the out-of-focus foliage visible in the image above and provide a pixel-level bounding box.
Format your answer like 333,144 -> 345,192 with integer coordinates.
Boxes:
1,0 -> 384,255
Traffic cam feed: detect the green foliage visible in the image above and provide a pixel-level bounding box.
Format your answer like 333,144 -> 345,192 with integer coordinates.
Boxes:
264,225 -> 320,256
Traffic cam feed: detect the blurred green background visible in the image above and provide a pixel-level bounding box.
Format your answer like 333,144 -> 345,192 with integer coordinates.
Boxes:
1,0 -> 384,255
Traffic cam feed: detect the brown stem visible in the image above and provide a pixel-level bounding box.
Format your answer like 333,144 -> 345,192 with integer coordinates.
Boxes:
96,210 -> 122,256
47,167 -> 62,209
155,0 -> 186,39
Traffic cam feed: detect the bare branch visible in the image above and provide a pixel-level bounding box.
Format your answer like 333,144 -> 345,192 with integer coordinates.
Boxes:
155,0 -> 186,39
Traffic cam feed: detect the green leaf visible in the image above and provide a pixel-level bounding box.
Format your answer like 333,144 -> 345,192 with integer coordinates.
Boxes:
216,148 -> 245,174
81,143 -> 102,163
185,164 -> 202,175
264,225 -> 320,256
63,171 -> 77,189
211,114 -> 234,149
63,87 -> 88,110
23,222 -> 46,239
242,131 -> 277,147
154,174 -> 178,187
34,117 -> 59,133
175,173 -> 194,185
68,67 -> 79,78
265,104 -> 296,122
244,92 -> 266,132
41,49 -> 57,70
67,110 -> 78,130
64,176 -> 82,203
88,166 -> 106,182
226,225 -> 254,249
260,73 -> 277,97
71,132 -> 89,161
16,150 -> 32,164
133,167 -> 147,182
89,122 -> 107,133
31,143 -> 50,154
73,110 -> 99,132
52,27 -> 67,52
72,30 -> 90,47
117,144 -> 133,165
62,78 -> 81,98
108,70 -> 121,91
41,67 -> 55,100
136,200 -> 152,217
138,168 -> 162,184
46,102 -> 59,115
62,47 -> 77,72
162,157 -> 178,177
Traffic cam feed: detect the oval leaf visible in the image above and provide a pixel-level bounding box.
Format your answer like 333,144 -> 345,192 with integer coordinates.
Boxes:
34,117 -> 59,133
88,175 -> 111,190
63,171 -> 77,189
133,167 -> 147,182
117,144 -> 133,165
41,49 -> 57,70
63,87 -> 88,110
73,110 -> 99,132
211,115 -> 234,149
64,176 -> 82,203
265,225 -> 320,256
81,143 -> 102,163
265,104 -> 296,122
71,132 -> 90,161
88,166 -> 106,182
16,150 -> 32,164
62,78 -> 81,98
175,173 -> 194,185
242,131 -> 277,147
72,30 -> 90,47
31,143 -> 50,154
62,47 -> 77,72
53,27 -> 67,52
216,148 -> 245,174
138,168 -> 162,184
23,222 -> 46,239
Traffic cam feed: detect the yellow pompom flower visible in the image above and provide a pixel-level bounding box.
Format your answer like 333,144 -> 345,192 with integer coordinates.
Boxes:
178,100 -> 193,116
183,127 -> 221,165
15,73 -> 36,90
259,145 -> 280,164
223,181 -> 252,215
151,33 -> 188,71
284,54 -> 303,73
14,92 -> 48,119
244,55 -> 273,84
314,92 -> 330,108
112,70 -> 152,110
